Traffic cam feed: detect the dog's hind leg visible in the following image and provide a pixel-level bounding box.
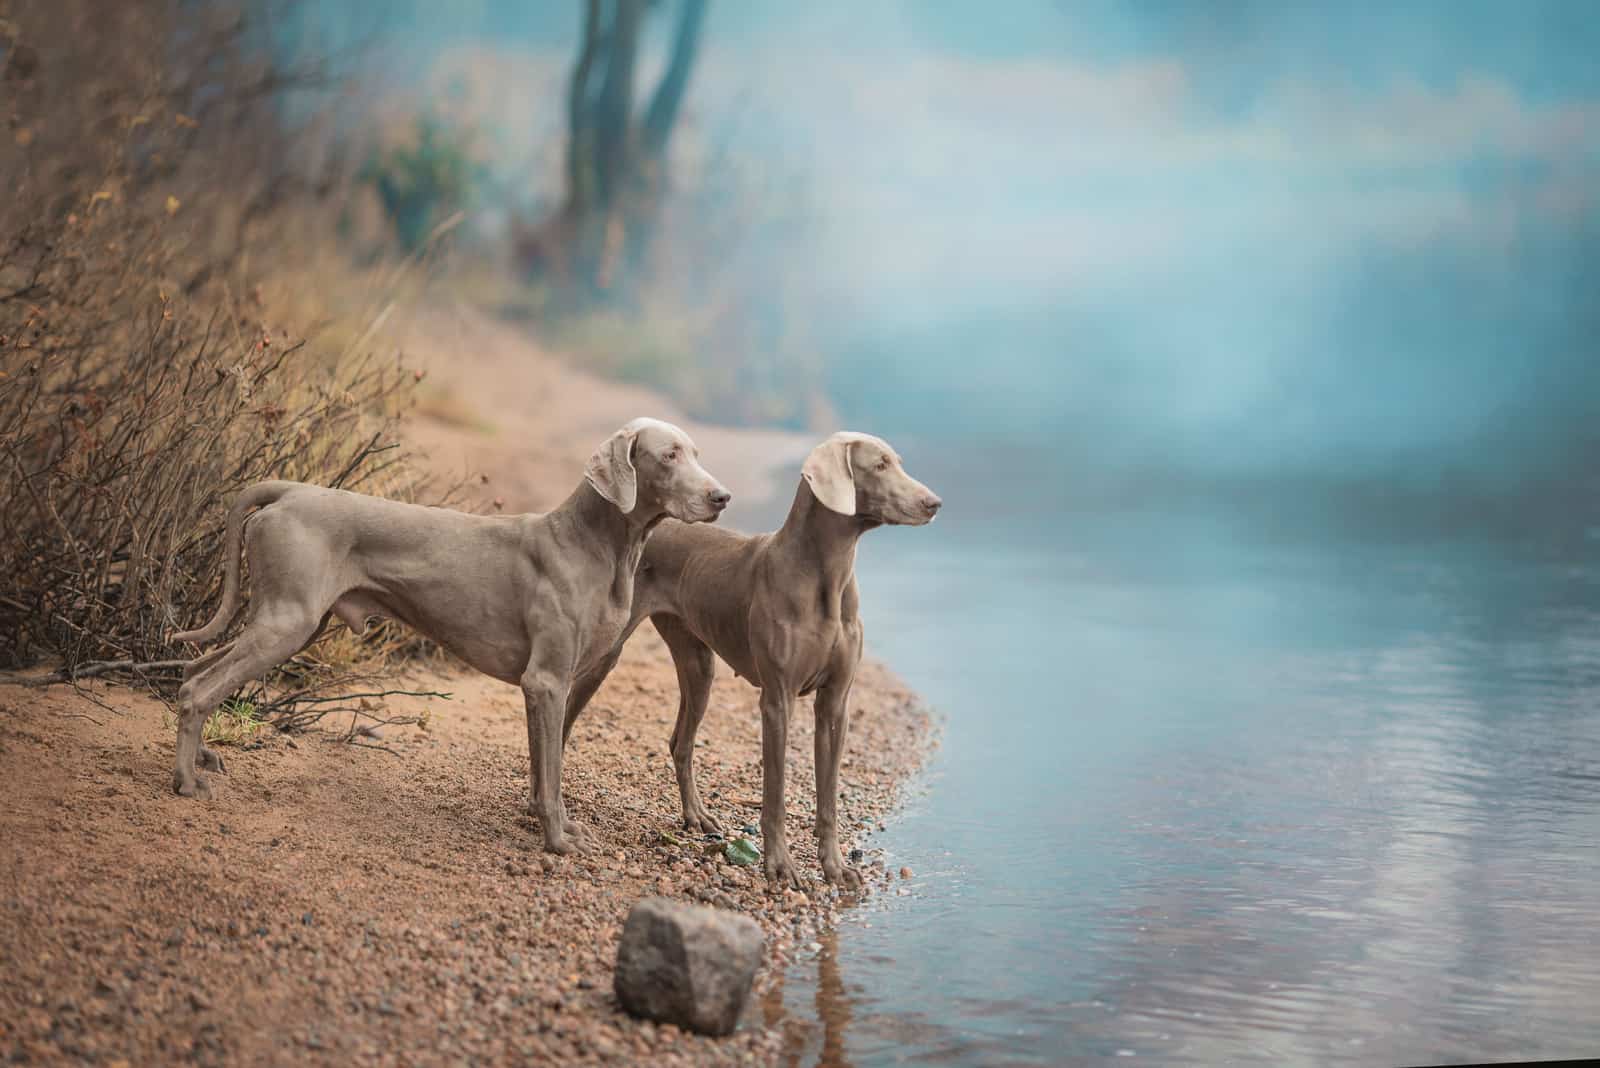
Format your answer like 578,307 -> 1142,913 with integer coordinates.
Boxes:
654,613 -> 722,835
181,643 -> 234,774
172,608 -> 328,799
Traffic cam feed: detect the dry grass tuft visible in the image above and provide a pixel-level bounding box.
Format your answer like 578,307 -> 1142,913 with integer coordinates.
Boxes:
204,697 -> 267,747
0,1 -> 464,698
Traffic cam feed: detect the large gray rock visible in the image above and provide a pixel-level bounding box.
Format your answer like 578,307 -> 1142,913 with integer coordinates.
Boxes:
613,897 -> 764,1036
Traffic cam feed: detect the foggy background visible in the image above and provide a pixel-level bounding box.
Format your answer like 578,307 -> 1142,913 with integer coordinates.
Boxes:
284,0 -> 1600,530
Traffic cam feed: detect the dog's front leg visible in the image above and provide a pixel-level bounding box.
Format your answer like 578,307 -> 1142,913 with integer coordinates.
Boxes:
759,685 -> 801,889
523,661 -> 589,855
813,675 -> 861,887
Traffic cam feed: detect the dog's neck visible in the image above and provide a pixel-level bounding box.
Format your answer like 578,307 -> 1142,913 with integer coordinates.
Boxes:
773,479 -> 864,596
554,480 -> 664,572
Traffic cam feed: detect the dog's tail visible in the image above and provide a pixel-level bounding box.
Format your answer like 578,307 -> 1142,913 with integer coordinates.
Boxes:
170,481 -> 299,646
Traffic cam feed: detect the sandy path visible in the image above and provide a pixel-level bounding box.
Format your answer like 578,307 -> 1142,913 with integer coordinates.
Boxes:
0,307 -> 934,1066
396,302 -> 815,517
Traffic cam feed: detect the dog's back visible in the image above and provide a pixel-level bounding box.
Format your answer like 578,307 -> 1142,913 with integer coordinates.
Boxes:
635,520 -> 771,671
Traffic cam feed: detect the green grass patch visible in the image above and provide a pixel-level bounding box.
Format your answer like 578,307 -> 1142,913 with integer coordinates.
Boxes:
204,698 -> 267,747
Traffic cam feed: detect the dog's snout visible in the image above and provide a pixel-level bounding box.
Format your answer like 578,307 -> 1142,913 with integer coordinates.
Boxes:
922,493 -> 943,515
708,488 -> 731,510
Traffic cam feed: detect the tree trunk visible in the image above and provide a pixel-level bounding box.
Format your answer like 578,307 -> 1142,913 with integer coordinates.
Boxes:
556,0 -> 707,294
564,0 -> 603,220
641,0 -> 708,165
623,0 -> 709,280
592,0 -> 643,214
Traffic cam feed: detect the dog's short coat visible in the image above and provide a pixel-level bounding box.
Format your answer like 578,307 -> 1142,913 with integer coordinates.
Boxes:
562,432 -> 941,885
170,417 -> 729,855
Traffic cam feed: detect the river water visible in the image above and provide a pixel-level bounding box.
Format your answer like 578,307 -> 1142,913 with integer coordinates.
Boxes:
748,445 -> 1600,1066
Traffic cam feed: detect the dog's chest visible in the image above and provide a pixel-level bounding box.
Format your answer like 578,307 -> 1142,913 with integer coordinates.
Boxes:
793,619 -> 855,696
578,593 -> 632,670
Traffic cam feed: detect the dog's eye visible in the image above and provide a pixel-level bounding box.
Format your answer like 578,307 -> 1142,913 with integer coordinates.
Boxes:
877,458 -> 891,472
663,449 -> 679,463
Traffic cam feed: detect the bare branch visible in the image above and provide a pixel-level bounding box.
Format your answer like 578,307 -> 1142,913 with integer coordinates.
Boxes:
21,659 -> 190,686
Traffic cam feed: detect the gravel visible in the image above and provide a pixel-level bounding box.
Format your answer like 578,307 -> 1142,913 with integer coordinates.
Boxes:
0,636 -> 933,1066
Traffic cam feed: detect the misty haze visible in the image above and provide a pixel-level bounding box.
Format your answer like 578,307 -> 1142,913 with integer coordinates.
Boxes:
2,2 -> 1597,1065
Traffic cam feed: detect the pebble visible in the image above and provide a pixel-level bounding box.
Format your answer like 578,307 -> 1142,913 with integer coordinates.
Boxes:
899,866 -> 913,879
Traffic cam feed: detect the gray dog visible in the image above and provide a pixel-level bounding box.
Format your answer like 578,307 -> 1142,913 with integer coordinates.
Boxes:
563,432 -> 941,885
170,417 -> 729,855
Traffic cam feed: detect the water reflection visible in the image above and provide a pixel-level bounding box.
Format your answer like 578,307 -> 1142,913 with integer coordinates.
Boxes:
762,479 -> 1600,1066
761,929 -> 855,1068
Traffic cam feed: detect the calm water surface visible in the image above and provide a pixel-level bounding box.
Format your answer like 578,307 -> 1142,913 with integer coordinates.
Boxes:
748,449 -> 1600,1066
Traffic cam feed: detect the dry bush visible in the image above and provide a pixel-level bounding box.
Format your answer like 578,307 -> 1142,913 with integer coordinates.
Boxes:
0,1 -> 446,692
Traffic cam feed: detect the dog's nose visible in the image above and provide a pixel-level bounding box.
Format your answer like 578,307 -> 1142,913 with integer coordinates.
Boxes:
708,489 -> 731,510
922,493 -> 943,515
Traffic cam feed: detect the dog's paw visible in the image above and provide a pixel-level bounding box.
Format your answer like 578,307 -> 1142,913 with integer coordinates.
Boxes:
172,773 -> 212,800
822,861 -> 863,889
544,839 -> 578,856
682,808 -> 724,836
542,820 -> 594,856
765,850 -> 802,890
197,746 -> 226,774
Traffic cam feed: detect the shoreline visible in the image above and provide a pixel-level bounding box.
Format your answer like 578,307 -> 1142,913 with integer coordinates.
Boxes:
0,304 -> 940,1065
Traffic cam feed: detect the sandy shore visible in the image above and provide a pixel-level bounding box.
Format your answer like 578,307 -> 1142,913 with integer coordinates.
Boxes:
0,305 -> 936,1066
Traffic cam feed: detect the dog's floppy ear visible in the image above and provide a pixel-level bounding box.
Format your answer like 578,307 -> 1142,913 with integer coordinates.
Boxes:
802,435 -> 857,516
585,425 -> 639,513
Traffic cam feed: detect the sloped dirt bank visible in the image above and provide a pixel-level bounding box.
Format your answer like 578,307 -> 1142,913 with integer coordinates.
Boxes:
0,303 -> 937,1066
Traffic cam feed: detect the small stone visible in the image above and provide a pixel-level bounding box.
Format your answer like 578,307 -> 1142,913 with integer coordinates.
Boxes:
849,848 -> 863,862
899,866 -> 913,879
614,897 -> 763,1037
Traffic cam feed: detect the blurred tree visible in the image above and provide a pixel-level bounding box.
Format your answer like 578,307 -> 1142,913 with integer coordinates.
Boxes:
361,116 -> 480,252
561,0 -> 709,293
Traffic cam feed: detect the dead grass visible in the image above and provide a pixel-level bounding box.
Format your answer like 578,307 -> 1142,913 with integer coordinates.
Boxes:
0,1 -> 466,702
